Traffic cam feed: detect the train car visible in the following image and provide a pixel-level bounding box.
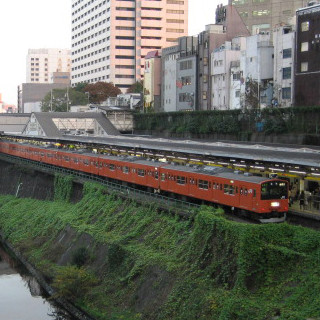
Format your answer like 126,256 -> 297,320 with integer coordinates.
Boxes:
0,140 -> 288,222
159,164 -> 288,222
96,154 -> 161,189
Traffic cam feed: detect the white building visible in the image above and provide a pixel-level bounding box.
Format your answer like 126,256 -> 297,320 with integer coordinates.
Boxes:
161,46 -> 180,112
26,49 -> 71,83
211,37 -> 246,110
243,33 -> 274,108
273,25 -> 295,107
71,0 -> 188,92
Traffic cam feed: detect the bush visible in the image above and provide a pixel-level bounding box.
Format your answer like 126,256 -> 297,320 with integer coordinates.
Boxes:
52,265 -> 98,301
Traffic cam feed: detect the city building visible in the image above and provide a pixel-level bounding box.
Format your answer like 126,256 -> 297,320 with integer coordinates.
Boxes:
211,37 -> 246,110
243,33 -> 274,108
273,25 -> 295,107
198,5 -> 250,110
161,36 -> 197,112
71,0 -> 188,92
161,45 -> 180,112
227,0 -> 307,34
18,83 -> 69,113
143,50 -> 161,111
295,2 -> 320,106
26,49 -> 71,84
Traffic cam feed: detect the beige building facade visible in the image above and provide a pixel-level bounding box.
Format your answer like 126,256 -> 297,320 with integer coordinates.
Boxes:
26,48 -> 71,84
143,50 -> 161,110
71,0 -> 188,92
228,0 -> 308,34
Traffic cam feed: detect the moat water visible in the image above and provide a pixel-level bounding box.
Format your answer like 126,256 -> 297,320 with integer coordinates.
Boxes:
0,244 -> 75,320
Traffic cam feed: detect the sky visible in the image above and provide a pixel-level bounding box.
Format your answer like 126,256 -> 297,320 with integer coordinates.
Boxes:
0,0 -> 227,106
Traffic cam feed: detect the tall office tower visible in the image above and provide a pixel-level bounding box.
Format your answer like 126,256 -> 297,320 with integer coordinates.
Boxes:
71,0 -> 188,91
228,0 -> 308,34
26,49 -> 71,83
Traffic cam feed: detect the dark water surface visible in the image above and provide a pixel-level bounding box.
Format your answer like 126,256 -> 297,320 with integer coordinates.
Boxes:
0,244 -> 75,320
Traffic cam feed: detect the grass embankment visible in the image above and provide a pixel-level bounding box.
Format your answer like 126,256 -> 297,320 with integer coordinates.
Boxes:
0,175 -> 319,319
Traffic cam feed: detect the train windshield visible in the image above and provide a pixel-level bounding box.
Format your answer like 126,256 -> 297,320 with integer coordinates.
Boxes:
261,181 -> 288,200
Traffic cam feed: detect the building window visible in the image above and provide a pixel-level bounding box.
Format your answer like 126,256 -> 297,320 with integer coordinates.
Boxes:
282,67 -> 291,79
180,60 -> 192,70
252,10 -> 270,16
282,48 -> 292,59
235,90 -> 240,98
301,21 -> 309,32
233,72 -> 241,80
282,87 -> 291,100
301,62 -> 308,72
202,91 -> 207,100
301,42 -> 309,52
239,11 -> 248,17
232,0 -> 248,4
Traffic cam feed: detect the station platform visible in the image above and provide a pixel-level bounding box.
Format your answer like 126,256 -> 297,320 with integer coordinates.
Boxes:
289,201 -> 320,221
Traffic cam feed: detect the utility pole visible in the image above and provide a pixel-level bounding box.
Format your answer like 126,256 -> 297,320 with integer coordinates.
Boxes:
66,87 -> 69,112
50,89 -> 53,112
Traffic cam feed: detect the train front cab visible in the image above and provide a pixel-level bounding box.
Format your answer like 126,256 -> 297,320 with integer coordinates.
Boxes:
256,179 -> 289,223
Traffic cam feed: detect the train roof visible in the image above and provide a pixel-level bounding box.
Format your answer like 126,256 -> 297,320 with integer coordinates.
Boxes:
2,133 -> 320,168
5,141 -> 287,184
162,162 -> 274,183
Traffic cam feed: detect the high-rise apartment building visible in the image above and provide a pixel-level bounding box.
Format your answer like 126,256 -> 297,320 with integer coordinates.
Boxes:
228,0 -> 308,34
71,0 -> 188,91
26,49 -> 71,83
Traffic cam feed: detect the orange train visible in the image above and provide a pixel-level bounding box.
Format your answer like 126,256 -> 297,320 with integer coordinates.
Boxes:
0,140 -> 289,222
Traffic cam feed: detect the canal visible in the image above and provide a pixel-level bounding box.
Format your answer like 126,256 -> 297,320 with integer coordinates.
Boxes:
0,243 -> 76,320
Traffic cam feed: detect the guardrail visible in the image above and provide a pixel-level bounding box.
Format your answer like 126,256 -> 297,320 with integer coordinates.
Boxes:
0,153 -> 200,215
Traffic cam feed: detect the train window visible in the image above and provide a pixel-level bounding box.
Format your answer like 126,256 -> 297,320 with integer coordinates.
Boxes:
253,189 -> 256,197
109,164 -> 115,171
41,152 -> 44,157
240,188 -> 243,195
244,189 -> 248,196
229,185 -> 234,195
220,184 -> 223,190
155,171 -> 159,179
261,181 -> 287,200
122,166 -> 129,174
64,156 -> 70,161
161,173 -> 166,181
213,182 -> 216,189
199,179 -> 209,190
74,158 -> 79,164
236,187 -> 238,194
224,184 -> 229,194
177,176 -> 186,185
132,168 -> 136,173
84,159 -> 89,166
137,169 -> 145,177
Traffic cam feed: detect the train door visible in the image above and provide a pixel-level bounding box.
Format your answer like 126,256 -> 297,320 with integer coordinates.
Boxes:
239,185 -> 253,210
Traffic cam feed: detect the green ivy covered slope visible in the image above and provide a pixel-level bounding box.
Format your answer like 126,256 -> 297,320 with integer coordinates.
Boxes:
0,176 -> 319,320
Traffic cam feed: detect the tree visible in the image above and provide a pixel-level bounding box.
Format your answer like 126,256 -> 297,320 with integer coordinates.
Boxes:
41,88 -> 88,112
83,82 -> 121,104
73,82 -> 88,93
244,78 -> 259,110
127,80 -> 143,94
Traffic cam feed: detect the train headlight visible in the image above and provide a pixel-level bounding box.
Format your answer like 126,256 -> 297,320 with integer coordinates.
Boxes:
271,202 -> 280,207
